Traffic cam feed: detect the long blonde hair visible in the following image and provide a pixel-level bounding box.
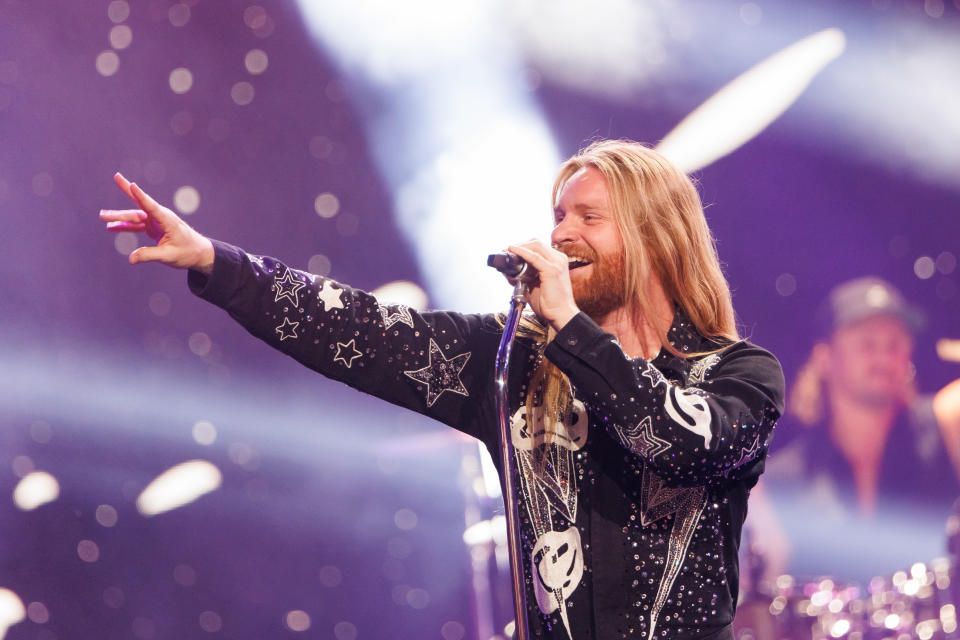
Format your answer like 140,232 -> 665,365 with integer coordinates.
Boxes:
526,140 -> 738,454
553,139 -> 738,344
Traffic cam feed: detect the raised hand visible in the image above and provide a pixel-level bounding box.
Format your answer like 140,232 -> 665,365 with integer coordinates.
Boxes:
506,239 -> 580,332
100,173 -> 215,274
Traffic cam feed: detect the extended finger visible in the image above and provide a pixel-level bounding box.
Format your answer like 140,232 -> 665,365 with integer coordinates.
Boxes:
130,182 -> 178,227
129,245 -> 168,265
100,209 -> 147,223
114,172 -> 135,203
106,221 -> 147,233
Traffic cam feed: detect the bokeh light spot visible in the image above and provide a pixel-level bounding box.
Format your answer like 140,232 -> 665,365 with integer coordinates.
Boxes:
174,185 -> 201,214
148,292 -> 172,316
32,172 -> 53,197
192,420 -> 217,446
174,563 -> 197,586
96,504 -> 119,527
29,420 -> 52,444
110,25 -> 133,50
309,136 -> 333,159
169,67 -> 193,94
171,110 -> 194,135
137,460 -> 222,516
0,589 -> 25,632
168,3 -> 191,27
936,278 -> 956,300
228,443 -> 259,470
914,256 -> 936,279
231,81 -> 255,105
307,254 -> 332,276
96,50 -> 120,76
243,5 -> 267,29
12,455 -> 35,477
318,565 -> 342,587
406,588 -> 430,609
14,471 -> 59,510
189,331 -> 212,357
77,539 -> 100,563
244,49 -> 269,74
370,281 -> 428,310
132,616 -> 156,639
199,610 -> 222,633
394,508 -> 418,530
333,621 -> 357,640
114,231 -> 138,255
740,2 -> 763,25
107,0 -> 130,23
314,193 -> 340,218
775,273 -> 797,297
387,537 -> 413,559
391,584 -> 410,605
441,621 -> 466,640
103,586 -> 125,609
26,601 -> 49,624
937,251 -> 956,275
285,610 -> 311,632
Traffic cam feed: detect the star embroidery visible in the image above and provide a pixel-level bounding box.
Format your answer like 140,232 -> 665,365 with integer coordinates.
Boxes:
275,317 -> 299,341
642,362 -> 667,388
686,353 -> 721,385
615,416 -> 672,459
273,268 -> 306,307
379,305 -> 414,330
403,339 -> 471,407
318,281 -> 345,312
333,339 -> 362,368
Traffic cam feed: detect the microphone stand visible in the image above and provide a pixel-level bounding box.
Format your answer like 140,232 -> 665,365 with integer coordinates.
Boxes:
494,279 -> 531,640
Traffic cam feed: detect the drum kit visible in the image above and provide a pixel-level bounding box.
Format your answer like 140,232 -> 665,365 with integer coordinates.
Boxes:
734,504 -> 960,640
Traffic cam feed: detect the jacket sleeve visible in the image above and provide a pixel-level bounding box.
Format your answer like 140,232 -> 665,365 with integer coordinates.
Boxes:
187,240 -> 497,438
543,312 -> 785,485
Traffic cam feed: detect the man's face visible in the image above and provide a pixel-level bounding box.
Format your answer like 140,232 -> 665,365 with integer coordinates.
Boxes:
826,314 -> 914,408
551,166 -> 627,319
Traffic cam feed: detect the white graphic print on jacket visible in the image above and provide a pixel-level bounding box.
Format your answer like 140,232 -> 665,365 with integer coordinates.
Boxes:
511,398 -> 588,640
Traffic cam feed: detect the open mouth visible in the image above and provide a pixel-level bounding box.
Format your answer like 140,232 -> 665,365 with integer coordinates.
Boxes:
567,256 -> 593,271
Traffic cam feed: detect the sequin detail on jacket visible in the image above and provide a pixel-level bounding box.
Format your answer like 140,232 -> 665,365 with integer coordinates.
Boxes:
189,241 -> 786,640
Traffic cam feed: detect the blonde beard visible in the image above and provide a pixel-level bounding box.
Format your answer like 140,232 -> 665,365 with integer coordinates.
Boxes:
570,250 -> 626,320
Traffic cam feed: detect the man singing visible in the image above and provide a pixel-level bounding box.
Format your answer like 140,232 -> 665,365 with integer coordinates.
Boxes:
100,140 -> 784,639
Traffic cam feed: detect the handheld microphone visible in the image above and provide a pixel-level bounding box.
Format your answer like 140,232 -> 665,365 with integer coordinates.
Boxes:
487,252 -> 534,280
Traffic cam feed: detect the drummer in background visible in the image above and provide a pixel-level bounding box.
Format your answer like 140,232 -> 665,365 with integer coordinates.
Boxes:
745,276 -> 960,583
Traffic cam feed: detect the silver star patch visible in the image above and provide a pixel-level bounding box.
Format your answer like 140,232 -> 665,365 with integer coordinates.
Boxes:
642,362 -> 667,388
318,281 -> 345,312
379,305 -> 414,330
614,416 -> 672,459
275,317 -> 299,341
273,268 -> 306,307
333,339 -> 362,368
403,339 -> 471,407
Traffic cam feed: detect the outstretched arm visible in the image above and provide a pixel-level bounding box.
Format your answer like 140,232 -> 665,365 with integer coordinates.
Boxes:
99,173 -> 214,273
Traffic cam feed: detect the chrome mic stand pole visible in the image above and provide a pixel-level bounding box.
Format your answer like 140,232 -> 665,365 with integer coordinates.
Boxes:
493,278 -> 531,640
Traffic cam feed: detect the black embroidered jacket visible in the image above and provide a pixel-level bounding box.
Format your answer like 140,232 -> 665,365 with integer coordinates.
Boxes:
189,241 -> 785,640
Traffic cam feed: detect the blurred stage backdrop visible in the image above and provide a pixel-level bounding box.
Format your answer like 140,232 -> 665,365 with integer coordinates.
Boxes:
1,0 -> 959,638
